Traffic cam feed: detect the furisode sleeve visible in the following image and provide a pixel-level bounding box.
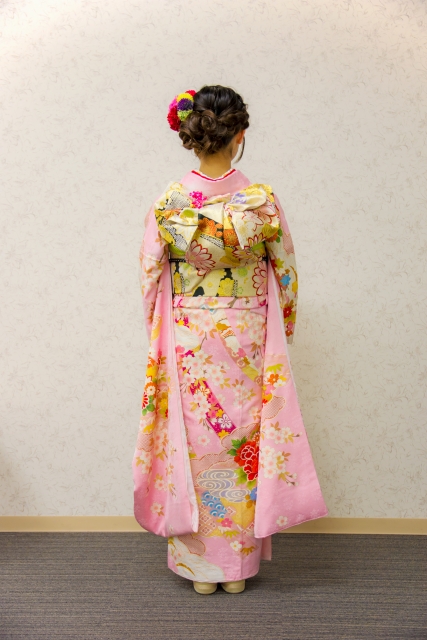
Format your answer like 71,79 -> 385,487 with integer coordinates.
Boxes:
139,205 -> 169,340
265,193 -> 298,344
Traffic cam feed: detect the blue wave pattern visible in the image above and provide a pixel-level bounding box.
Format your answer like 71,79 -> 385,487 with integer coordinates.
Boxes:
201,491 -> 227,518
197,469 -> 249,503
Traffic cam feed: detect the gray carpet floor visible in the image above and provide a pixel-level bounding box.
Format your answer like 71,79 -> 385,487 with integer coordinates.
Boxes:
0,533 -> 426,639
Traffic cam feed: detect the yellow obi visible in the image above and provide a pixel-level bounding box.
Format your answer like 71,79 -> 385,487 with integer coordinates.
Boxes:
154,183 -> 280,297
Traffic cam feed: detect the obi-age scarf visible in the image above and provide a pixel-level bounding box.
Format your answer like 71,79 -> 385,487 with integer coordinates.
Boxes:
132,179 -> 329,550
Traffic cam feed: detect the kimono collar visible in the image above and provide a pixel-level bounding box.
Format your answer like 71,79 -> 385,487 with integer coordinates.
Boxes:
153,182 -> 280,252
180,168 -> 249,198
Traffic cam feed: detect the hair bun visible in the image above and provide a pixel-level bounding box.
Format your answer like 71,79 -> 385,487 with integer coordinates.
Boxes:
200,111 -> 219,132
178,85 -> 249,156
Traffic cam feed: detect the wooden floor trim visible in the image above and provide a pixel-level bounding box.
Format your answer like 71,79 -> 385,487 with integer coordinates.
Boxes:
0,517 -> 426,534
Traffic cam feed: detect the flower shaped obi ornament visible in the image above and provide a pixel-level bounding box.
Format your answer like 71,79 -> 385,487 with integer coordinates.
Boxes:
153,182 -> 280,254
189,191 -> 207,209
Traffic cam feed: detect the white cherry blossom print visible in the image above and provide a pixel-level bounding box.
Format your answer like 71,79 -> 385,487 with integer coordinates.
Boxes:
150,502 -> 164,516
247,314 -> 266,345
263,467 -> 276,479
216,392 -> 226,405
259,446 -> 275,462
192,392 -> 210,415
136,450 -> 151,474
232,379 -> 256,406
218,414 -> 233,430
188,359 -> 206,380
153,430 -> 168,455
275,452 -> 287,473
154,475 -> 167,491
181,354 -> 196,371
209,367 -> 225,387
197,434 -> 210,447
264,422 -> 300,444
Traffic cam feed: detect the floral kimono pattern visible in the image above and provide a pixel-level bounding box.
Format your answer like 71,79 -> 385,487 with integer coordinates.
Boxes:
132,168 -> 328,583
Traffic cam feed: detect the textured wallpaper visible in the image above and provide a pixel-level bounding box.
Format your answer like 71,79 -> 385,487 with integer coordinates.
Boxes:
1,0 -> 426,517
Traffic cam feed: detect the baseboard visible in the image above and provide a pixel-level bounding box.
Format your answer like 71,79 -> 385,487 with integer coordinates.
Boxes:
0,516 -> 426,534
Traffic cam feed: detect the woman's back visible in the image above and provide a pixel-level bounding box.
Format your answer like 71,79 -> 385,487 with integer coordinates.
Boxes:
152,167 -> 298,341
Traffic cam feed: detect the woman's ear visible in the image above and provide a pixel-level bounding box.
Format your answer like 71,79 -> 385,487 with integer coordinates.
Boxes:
236,129 -> 246,144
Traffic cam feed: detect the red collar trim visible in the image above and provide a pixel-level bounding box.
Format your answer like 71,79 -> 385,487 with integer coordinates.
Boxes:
191,168 -> 236,181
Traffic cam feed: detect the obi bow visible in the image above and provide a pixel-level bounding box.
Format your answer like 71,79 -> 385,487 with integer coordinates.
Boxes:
160,207 -> 199,252
154,182 -> 280,252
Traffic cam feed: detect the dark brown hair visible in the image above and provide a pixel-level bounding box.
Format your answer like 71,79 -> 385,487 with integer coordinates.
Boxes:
179,85 -> 249,158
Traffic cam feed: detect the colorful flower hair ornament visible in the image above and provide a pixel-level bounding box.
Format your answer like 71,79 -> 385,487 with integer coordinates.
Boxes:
167,90 -> 196,131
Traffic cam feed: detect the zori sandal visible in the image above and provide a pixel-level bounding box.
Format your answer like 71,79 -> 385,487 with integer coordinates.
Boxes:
193,581 -> 218,594
220,580 -> 246,593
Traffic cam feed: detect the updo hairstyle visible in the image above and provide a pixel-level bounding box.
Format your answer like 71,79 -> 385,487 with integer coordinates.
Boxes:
179,85 -> 249,158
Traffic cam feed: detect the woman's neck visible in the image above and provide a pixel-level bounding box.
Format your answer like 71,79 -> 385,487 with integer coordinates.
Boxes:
198,152 -> 232,179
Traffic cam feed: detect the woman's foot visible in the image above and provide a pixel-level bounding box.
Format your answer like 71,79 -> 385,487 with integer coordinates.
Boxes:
193,581 -> 217,594
220,579 -> 246,593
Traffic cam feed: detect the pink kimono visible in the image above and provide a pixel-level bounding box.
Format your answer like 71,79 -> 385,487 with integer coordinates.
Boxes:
132,168 -> 328,583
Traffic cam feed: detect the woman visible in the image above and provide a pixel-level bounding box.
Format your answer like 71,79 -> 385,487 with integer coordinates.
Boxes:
132,85 -> 328,595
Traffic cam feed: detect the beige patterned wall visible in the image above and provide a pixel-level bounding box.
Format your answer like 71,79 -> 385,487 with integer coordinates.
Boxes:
1,0 -> 426,518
